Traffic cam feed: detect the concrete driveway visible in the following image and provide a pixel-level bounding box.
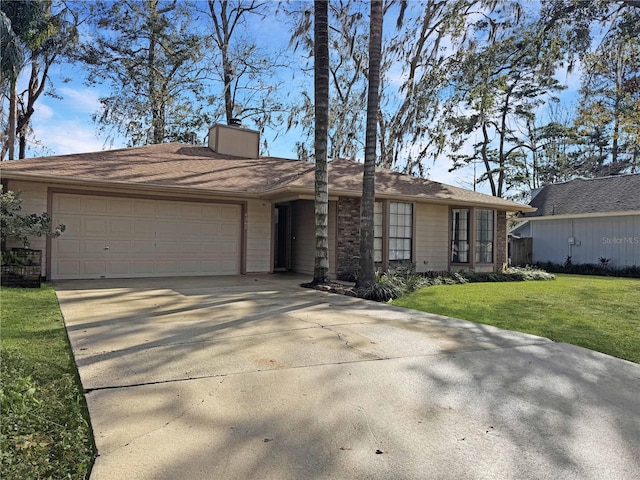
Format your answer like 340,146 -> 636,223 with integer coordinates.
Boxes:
55,275 -> 640,480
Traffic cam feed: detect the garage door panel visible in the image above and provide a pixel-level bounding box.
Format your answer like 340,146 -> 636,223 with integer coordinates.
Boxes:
84,197 -> 108,214
56,238 -> 81,255
202,223 -> 221,236
84,218 -> 108,236
133,240 -> 155,254
161,204 -> 182,216
56,261 -> 80,276
220,260 -> 238,274
52,194 -> 241,279
202,204 -> 221,216
156,220 -> 180,236
55,195 -> 82,213
109,218 -> 133,235
156,260 -> 178,274
56,216 -> 82,235
108,199 -> 133,215
107,240 -> 132,255
179,222 -> 203,236
156,241 -> 178,254
83,261 -> 106,276
131,261 -> 155,275
107,261 -> 130,275
133,221 -> 155,235
179,204 -> 203,218
179,242 -> 202,254
83,239 -> 106,255
133,199 -> 157,215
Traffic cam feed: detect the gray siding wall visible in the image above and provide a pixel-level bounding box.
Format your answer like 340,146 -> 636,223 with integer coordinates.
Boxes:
531,215 -> 640,267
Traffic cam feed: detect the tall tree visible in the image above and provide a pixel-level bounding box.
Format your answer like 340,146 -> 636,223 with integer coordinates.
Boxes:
1,0 -> 66,160
15,1 -> 77,159
357,0 -> 382,290
79,0 -> 208,146
312,0 -> 329,285
446,5 -> 571,198
575,8 -> 640,175
202,0 -> 287,136
286,0 -> 371,162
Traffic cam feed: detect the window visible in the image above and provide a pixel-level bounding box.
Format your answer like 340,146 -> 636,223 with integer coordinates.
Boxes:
389,202 -> 412,261
374,202 -> 383,263
475,209 -> 494,263
451,209 -> 470,263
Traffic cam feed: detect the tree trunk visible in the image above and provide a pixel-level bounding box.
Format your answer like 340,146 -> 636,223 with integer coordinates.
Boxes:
6,76 -> 18,160
357,0 -> 383,290
312,0 -> 330,285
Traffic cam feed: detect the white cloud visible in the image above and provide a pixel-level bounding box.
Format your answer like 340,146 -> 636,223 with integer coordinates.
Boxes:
58,86 -> 102,113
34,103 -> 54,121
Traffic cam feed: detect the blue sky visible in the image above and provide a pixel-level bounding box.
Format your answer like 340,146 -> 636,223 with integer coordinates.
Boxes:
20,1 -> 584,194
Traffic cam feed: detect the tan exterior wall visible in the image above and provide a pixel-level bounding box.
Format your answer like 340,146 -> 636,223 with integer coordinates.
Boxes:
291,200 -> 315,275
246,199 -> 272,273
287,200 -> 336,278
415,203 -> 449,272
5,180 -> 50,276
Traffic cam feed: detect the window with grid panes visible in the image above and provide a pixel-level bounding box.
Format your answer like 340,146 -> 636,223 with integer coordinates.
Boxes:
374,202 -> 383,262
475,209 -> 494,263
389,202 -> 412,261
451,208 -> 470,263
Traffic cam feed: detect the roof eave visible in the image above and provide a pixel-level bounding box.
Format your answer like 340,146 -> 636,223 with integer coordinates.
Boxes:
522,210 -> 640,221
262,184 -> 535,211
2,171 -> 262,199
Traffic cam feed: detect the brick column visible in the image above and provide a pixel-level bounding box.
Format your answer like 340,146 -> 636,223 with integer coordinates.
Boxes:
336,197 -> 361,281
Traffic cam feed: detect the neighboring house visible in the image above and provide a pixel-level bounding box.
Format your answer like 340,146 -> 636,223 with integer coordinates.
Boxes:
512,174 -> 640,267
1,124 -> 533,281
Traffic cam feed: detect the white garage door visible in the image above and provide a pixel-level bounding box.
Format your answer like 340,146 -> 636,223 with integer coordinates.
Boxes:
51,193 -> 241,280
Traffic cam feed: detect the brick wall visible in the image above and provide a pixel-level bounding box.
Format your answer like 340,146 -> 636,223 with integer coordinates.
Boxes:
336,197 -> 361,281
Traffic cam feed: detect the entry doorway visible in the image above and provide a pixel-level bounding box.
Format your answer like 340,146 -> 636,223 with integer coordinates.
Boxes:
274,204 -> 291,270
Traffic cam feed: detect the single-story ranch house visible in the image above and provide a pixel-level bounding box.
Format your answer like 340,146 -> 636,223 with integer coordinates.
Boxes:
511,174 -> 640,268
1,124 -> 534,281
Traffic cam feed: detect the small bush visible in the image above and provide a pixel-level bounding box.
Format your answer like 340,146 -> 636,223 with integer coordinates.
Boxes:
357,271 -> 406,302
357,265 -> 554,302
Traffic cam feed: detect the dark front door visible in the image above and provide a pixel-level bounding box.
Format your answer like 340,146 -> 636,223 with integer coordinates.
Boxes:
274,205 -> 290,270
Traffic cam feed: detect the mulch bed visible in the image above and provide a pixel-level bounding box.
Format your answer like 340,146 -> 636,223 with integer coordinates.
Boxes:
300,282 -> 358,297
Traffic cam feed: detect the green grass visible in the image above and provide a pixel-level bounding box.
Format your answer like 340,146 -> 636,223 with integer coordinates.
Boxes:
392,274 -> 640,363
1,285 -> 95,480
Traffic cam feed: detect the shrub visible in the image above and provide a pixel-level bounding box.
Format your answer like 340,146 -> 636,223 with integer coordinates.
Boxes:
357,265 -> 554,302
357,271 -> 406,302
536,261 -> 640,278
1,188 -> 65,249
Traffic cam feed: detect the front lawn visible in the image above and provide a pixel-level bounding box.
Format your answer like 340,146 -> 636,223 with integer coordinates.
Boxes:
1,285 -> 95,479
392,274 -> 640,363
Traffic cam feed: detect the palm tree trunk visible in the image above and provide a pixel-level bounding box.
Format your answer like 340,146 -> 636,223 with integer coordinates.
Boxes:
312,0 -> 329,284
357,0 -> 383,289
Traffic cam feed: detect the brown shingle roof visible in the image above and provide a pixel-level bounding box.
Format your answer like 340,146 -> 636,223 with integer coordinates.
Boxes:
1,142 -> 532,211
0,143 -> 314,194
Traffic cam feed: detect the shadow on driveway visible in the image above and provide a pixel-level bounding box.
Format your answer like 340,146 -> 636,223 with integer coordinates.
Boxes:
55,275 -> 640,480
